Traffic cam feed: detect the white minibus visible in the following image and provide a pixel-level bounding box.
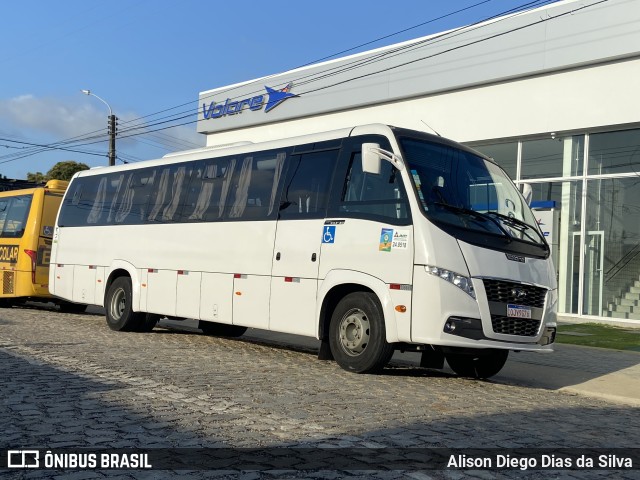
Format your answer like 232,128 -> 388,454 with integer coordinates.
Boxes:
50,124 -> 556,376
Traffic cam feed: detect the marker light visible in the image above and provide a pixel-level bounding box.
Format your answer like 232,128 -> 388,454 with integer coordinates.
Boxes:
24,249 -> 37,284
425,265 -> 476,299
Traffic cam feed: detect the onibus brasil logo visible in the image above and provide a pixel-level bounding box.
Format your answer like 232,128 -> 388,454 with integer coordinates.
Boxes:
202,82 -> 298,120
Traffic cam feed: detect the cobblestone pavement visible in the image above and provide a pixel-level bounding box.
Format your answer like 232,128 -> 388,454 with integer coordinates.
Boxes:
0,305 -> 638,480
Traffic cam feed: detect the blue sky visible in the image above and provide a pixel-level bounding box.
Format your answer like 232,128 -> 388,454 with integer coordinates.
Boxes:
0,0 -> 556,179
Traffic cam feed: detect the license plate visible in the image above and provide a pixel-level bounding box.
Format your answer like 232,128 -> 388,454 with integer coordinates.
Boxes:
507,304 -> 531,319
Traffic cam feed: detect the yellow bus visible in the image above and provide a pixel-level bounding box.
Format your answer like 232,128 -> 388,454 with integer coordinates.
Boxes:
0,179 -> 85,312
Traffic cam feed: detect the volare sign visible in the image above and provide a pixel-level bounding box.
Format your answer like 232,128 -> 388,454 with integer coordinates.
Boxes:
202,83 -> 297,120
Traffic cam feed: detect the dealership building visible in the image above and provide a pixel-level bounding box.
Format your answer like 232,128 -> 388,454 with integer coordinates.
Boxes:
197,0 -> 640,326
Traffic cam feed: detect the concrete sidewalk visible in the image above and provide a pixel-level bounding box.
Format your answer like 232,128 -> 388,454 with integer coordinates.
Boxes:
488,344 -> 640,407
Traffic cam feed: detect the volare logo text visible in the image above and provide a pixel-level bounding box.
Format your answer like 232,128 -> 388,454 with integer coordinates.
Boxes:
202,83 -> 297,120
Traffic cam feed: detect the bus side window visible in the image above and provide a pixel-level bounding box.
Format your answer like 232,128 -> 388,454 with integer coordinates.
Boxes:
279,150 -> 338,218
112,169 -> 156,224
182,157 -> 236,222
147,164 -> 191,223
227,151 -> 286,220
339,152 -> 409,222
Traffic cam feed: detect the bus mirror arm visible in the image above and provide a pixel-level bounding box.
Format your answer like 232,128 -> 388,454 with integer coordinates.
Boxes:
362,143 -> 405,174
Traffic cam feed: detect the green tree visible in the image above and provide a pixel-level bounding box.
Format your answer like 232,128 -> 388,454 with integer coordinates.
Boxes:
27,161 -> 90,182
27,171 -> 46,183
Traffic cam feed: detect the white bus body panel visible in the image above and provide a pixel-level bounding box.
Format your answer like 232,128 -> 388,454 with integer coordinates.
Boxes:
270,219 -> 324,337
458,241 -> 557,290
72,265 -> 96,304
233,275 -> 271,329
200,273 -> 233,324
318,219 -> 414,286
317,269 -> 411,343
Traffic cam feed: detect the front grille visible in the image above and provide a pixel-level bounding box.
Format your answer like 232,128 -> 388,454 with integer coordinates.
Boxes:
3,271 -> 15,295
482,279 -> 547,308
491,315 -> 541,336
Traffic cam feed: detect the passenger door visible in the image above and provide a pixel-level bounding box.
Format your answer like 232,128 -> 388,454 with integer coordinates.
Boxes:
269,148 -> 339,336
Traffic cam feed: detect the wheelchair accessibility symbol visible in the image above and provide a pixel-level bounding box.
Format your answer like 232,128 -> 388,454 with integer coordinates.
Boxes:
322,225 -> 336,244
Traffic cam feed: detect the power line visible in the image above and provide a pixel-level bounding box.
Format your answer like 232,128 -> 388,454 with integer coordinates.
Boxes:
1,0 -> 582,167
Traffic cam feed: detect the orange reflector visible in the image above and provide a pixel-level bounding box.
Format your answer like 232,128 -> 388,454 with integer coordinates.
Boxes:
235,291 -> 242,296
395,305 -> 407,313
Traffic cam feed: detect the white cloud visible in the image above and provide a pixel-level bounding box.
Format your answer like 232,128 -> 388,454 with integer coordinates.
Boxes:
0,94 -> 205,155
0,94 -> 107,139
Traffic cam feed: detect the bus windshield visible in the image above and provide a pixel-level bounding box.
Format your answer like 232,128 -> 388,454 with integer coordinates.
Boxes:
398,137 -> 545,247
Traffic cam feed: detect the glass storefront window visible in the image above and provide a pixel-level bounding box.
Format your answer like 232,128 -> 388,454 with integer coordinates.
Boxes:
588,128 -> 640,175
521,136 -> 584,179
583,178 -> 640,318
470,142 -> 517,179
527,181 -> 582,314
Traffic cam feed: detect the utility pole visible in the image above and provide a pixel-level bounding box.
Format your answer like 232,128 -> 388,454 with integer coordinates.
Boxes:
82,90 -> 116,167
108,114 -> 117,167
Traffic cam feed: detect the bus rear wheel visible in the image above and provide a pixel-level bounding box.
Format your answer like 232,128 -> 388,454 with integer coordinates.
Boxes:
329,292 -> 394,374
105,276 -> 143,332
445,349 -> 509,379
198,321 -> 247,337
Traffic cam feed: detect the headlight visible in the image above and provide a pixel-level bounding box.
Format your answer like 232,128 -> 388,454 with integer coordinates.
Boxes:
425,265 -> 476,299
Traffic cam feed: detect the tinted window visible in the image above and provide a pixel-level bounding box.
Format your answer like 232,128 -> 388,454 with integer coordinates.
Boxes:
59,177 -> 103,227
181,157 -> 236,222
226,150 -> 287,220
279,150 -> 338,219
0,195 -> 32,238
339,153 -> 409,222
145,164 -> 190,223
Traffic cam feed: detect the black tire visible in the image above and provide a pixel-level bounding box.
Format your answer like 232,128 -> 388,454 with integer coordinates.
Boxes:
446,349 -> 509,379
199,321 -> 247,338
58,300 -> 87,314
0,299 -> 14,308
136,313 -> 159,333
104,276 -> 143,332
329,291 -> 394,374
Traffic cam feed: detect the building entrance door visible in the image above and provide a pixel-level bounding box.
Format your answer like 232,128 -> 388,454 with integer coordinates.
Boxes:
571,231 -> 605,316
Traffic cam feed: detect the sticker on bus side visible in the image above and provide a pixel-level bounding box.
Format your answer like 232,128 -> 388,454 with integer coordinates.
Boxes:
322,225 -> 336,244
379,229 -> 393,252
392,230 -> 409,250
380,229 -> 409,252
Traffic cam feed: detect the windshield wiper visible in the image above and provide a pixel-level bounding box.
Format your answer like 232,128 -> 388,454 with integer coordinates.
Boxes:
484,211 -> 543,244
432,202 -> 512,240
432,202 -> 486,221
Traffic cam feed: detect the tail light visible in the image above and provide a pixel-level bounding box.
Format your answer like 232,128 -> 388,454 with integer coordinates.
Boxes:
24,249 -> 37,284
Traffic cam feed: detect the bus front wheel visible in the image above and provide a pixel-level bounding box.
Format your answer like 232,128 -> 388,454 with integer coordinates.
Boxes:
105,277 -> 143,332
329,292 -> 394,374
445,349 -> 509,379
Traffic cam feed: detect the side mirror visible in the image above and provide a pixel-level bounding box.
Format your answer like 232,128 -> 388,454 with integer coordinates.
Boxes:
361,143 -> 382,175
520,183 -> 533,206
